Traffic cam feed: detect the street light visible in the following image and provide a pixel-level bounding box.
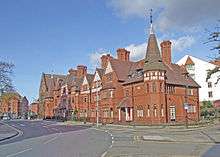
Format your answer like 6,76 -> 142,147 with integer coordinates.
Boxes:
96,80 -> 99,127
185,74 -> 189,128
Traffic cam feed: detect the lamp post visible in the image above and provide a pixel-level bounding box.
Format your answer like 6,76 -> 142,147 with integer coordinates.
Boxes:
185,75 -> 189,128
96,81 -> 99,127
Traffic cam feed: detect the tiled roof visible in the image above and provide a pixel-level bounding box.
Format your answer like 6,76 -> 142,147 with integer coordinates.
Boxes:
101,82 -> 116,90
86,74 -> 95,86
109,58 -> 134,81
41,73 -> 66,98
96,68 -> 105,78
143,33 -> 166,71
123,63 -> 200,88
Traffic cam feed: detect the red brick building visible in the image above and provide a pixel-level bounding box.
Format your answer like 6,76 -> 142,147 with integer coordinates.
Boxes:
38,21 -> 200,124
0,92 -> 22,119
29,102 -> 39,116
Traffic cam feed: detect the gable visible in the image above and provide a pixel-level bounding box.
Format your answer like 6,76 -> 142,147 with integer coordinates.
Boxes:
185,56 -> 194,65
82,76 -> 88,85
94,71 -> 101,82
105,61 -> 113,74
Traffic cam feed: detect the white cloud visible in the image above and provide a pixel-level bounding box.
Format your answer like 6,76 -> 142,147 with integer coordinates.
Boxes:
125,36 -> 195,61
171,36 -> 195,52
89,52 -> 103,67
108,0 -> 220,32
125,43 -> 146,61
108,0 -> 163,18
89,50 -> 112,70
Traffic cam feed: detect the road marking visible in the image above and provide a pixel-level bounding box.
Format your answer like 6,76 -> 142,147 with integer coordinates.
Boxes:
0,122 -> 23,144
6,148 -> 32,157
19,124 -> 25,127
101,151 -> 108,157
43,136 -> 58,144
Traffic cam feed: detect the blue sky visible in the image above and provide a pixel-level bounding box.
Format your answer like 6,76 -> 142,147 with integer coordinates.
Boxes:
0,0 -> 219,103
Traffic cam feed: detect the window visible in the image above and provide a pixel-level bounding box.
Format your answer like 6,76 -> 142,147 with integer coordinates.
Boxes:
161,104 -> 164,117
159,83 -> 163,92
106,73 -> 112,81
154,105 -> 157,117
147,105 -> 150,117
186,64 -> 195,71
187,105 -> 196,113
208,91 -> 213,98
152,82 -> 156,93
110,108 -> 113,118
83,85 -> 87,91
63,88 -> 66,94
84,97 -> 87,103
110,90 -> 114,98
147,83 -> 150,93
167,85 -> 175,93
137,110 -> 144,117
208,82 -> 212,88
125,90 -> 129,97
103,110 -> 109,118
187,89 -> 193,95
189,74 -> 195,79
72,97 -> 74,103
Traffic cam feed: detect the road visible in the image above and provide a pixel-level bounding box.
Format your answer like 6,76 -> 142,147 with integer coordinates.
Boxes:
0,120 -> 112,157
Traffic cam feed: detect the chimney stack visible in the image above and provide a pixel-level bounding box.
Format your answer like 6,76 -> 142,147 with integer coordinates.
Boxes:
77,65 -> 87,78
68,68 -> 77,76
160,41 -> 172,65
101,54 -> 112,69
117,48 -> 130,61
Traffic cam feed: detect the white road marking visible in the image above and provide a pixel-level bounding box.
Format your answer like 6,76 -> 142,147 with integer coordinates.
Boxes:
101,151 -> 108,157
43,136 -> 58,144
6,148 -> 32,157
19,124 -> 25,127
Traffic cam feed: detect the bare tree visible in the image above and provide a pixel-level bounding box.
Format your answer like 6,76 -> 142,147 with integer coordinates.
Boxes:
204,20 -> 220,84
204,20 -> 220,55
0,61 -> 15,95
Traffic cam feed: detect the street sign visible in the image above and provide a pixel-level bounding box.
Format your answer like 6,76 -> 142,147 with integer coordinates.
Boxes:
184,103 -> 189,110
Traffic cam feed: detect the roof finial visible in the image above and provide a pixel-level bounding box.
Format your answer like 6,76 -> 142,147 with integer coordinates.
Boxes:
150,9 -> 153,24
149,9 -> 154,34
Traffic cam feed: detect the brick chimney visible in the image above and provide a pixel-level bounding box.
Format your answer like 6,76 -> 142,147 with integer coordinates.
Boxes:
160,40 -> 172,65
68,68 -> 77,76
117,48 -> 130,61
77,65 -> 87,78
101,54 -> 112,69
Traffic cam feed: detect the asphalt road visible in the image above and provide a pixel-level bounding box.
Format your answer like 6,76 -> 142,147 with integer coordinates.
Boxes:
0,120 -> 112,157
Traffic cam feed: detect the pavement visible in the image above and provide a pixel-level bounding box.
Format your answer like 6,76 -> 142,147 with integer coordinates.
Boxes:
94,122 -> 220,157
0,121 -> 19,142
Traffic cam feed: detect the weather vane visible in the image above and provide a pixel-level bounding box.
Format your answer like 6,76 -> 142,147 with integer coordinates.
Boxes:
150,9 -> 153,24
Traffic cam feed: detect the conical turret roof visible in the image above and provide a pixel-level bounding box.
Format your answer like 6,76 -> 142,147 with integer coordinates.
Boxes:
143,24 -> 166,71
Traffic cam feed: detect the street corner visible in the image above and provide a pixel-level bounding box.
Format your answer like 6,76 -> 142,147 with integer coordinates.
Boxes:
0,122 -> 21,142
